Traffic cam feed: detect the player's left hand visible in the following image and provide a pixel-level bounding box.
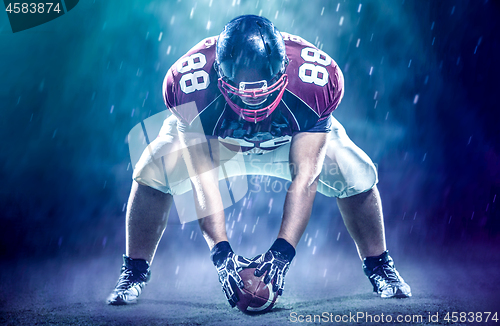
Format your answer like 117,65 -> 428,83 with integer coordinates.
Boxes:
211,241 -> 254,307
253,238 -> 296,296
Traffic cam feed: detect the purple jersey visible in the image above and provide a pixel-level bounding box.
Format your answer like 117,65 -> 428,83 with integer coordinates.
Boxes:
163,33 -> 344,154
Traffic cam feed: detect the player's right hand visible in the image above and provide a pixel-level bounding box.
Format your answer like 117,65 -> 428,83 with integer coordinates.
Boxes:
252,238 -> 296,296
211,241 -> 254,307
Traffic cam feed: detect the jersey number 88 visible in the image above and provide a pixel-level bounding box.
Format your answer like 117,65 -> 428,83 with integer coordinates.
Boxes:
177,47 -> 332,94
298,47 -> 332,87
177,53 -> 210,94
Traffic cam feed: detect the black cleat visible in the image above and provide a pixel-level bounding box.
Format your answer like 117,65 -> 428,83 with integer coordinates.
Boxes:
107,255 -> 151,305
363,251 -> 411,298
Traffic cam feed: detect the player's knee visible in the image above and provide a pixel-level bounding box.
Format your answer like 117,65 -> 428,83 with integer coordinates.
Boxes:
347,161 -> 378,197
364,161 -> 378,190
132,159 -> 172,194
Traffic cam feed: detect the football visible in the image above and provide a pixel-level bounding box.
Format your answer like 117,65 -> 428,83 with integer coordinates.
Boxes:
235,268 -> 278,313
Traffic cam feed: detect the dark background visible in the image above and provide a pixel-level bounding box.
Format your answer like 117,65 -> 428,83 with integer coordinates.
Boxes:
0,0 -> 499,282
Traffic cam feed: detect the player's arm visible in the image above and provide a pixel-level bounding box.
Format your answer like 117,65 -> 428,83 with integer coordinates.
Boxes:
278,131 -> 328,247
253,131 -> 328,295
177,131 -> 227,248
178,131 -> 247,307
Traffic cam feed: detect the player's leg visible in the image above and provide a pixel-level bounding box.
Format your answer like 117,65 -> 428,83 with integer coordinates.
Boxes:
336,186 -> 385,259
126,181 -> 173,264
317,117 -> 382,258
108,116 -> 188,305
319,117 -> 411,298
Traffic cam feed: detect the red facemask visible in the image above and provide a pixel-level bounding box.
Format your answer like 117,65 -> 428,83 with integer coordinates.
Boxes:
218,74 -> 288,123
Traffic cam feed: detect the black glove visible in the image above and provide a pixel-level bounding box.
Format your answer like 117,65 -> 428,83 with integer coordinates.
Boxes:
253,238 -> 296,296
211,241 -> 253,307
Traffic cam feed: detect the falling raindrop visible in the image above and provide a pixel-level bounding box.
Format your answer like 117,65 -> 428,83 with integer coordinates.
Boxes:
413,94 -> 419,104
474,37 -> 482,54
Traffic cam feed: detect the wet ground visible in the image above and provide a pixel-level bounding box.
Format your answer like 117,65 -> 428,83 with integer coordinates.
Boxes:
1,241 -> 499,326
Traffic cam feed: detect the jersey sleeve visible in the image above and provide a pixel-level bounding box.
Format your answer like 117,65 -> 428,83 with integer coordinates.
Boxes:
162,36 -> 219,127
323,64 -> 344,119
162,67 -> 178,116
281,33 -> 345,130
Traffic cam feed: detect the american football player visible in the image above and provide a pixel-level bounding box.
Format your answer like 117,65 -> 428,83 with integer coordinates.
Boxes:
107,15 -> 411,307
